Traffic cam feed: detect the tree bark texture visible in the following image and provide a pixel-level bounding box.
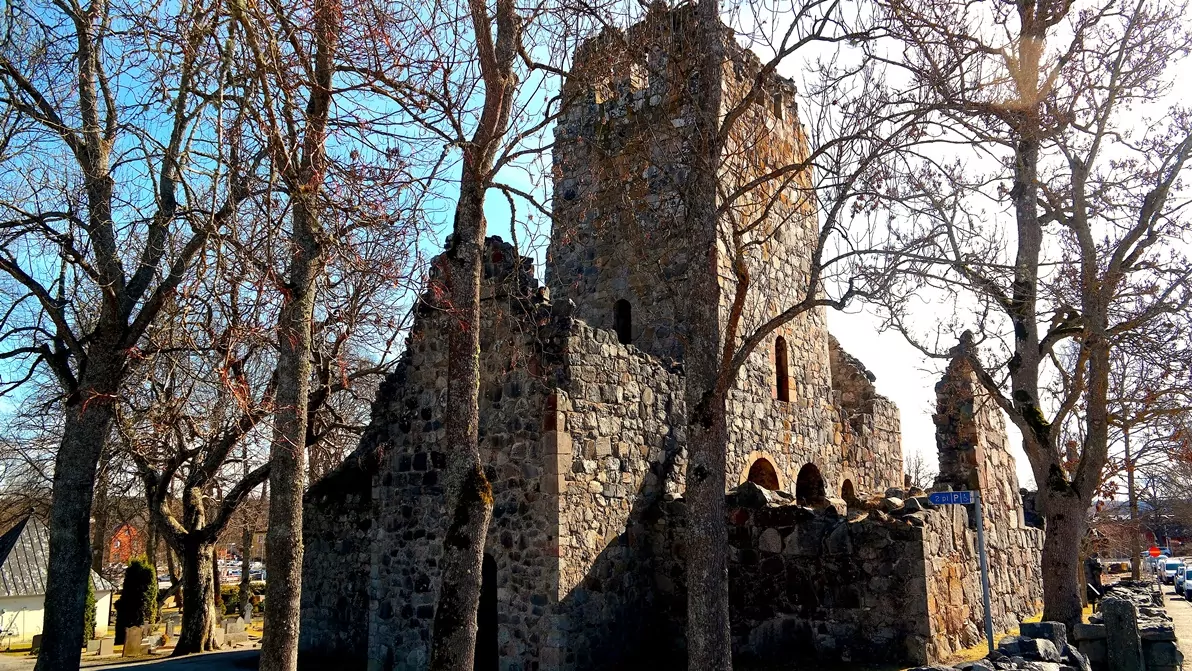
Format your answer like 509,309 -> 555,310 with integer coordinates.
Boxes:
240,519 -> 254,619
259,197 -> 321,671
174,541 -> 218,654
427,1 -> 517,668
255,0 -> 340,663
429,177 -> 493,671
36,348 -> 122,671
683,0 -> 732,668
1040,489 -> 1087,629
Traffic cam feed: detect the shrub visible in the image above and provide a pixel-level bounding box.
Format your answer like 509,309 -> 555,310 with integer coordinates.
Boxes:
81,575 -> 96,645
114,556 -> 157,643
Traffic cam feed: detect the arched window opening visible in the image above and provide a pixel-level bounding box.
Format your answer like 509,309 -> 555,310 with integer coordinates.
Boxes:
475,554 -> 498,671
775,336 -> 790,402
614,299 -> 633,345
747,458 -> 780,491
841,479 -> 856,502
795,463 -> 826,506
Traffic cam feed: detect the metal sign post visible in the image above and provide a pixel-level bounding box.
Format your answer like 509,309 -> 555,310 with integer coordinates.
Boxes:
928,490 -> 995,653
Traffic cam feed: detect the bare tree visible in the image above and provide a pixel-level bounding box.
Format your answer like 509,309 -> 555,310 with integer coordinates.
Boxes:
904,449 -> 938,492
0,0 -> 250,662
879,0 -> 1192,627
676,1 -> 932,664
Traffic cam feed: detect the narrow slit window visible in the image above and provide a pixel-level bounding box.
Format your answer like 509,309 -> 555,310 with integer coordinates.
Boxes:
775,336 -> 790,402
614,300 -> 632,345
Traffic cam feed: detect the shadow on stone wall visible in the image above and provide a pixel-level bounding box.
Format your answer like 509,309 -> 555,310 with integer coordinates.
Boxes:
555,440 -> 688,670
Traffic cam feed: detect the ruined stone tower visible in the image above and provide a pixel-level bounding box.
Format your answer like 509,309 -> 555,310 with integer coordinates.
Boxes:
298,9 -> 926,671
547,5 -> 901,498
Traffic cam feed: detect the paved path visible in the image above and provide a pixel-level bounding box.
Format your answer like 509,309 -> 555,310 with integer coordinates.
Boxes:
1162,583 -> 1192,666
0,650 -> 259,671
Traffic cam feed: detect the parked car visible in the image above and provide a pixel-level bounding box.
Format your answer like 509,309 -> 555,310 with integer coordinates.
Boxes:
1163,560 -> 1181,584
1184,574 -> 1192,601
1177,564 -> 1188,594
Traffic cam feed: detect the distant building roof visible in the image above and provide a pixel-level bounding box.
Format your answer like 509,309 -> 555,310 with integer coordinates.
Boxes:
0,515 -> 114,597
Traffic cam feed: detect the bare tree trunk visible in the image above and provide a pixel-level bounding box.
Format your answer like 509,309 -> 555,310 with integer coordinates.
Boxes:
1126,429 -> 1142,580
146,518 -> 158,570
683,0 -> 732,668
240,517 -> 253,620
686,390 -> 732,670
174,541 -> 218,654
426,2 -> 518,668
429,178 -> 494,671
36,349 -> 122,671
91,473 -> 110,574
259,196 -> 320,671
1040,490 -> 1087,629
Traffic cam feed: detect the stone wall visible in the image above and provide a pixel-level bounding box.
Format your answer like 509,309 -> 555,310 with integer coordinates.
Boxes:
931,349 -> 1044,657
550,320 -> 688,668
546,5 -> 902,507
719,484 -> 1042,666
348,238 -> 564,671
828,336 -> 903,495
299,438 -> 383,668
547,7 -> 707,365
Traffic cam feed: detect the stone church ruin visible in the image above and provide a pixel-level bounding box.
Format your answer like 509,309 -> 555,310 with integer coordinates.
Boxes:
299,7 -> 1043,670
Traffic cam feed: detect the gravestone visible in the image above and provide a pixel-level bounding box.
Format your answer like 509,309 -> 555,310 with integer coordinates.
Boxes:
1102,597 -> 1145,671
30,634 -> 41,652
86,639 -> 101,654
165,617 -> 177,637
122,626 -> 145,657
98,637 -> 115,656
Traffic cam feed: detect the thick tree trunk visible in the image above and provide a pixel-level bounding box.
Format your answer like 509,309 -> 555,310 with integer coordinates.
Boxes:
35,356 -> 121,671
174,541 -> 218,655
145,516 -> 158,570
1040,489 -> 1087,629
259,195 -> 321,671
428,178 -> 493,671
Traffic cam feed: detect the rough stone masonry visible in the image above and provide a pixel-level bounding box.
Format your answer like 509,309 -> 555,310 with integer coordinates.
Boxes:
298,6 -> 1042,671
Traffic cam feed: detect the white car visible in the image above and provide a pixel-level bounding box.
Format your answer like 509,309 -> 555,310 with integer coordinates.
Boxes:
1163,560 -> 1181,584
1184,575 -> 1192,601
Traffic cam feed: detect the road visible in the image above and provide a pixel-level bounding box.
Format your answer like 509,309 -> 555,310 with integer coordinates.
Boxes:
1162,583 -> 1192,666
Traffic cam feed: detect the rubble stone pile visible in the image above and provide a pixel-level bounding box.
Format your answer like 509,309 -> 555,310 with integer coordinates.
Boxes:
910,581 -> 1184,671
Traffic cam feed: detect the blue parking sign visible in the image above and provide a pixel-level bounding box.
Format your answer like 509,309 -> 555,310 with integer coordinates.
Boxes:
928,490 -> 975,505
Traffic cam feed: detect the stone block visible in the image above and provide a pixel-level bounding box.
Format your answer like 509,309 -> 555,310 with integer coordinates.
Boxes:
1143,640 -> 1183,667
1071,623 -> 1106,641
1101,597 -> 1144,671
1021,621 -> 1068,648
98,637 -> 115,656
122,626 -> 145,656
87,639 -> 101,654
1020,637 -> 1061,662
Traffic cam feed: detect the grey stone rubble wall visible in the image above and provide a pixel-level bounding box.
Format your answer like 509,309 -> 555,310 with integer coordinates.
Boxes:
551,319 -> 687,669
1071,581 -> 1184,671
722,489 -> 932,666
363,238 -> 562,671
298,439 -> 383,668
929,349 -> 1044,660
652,481 -> 1041,667
546,6 -> 903,499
